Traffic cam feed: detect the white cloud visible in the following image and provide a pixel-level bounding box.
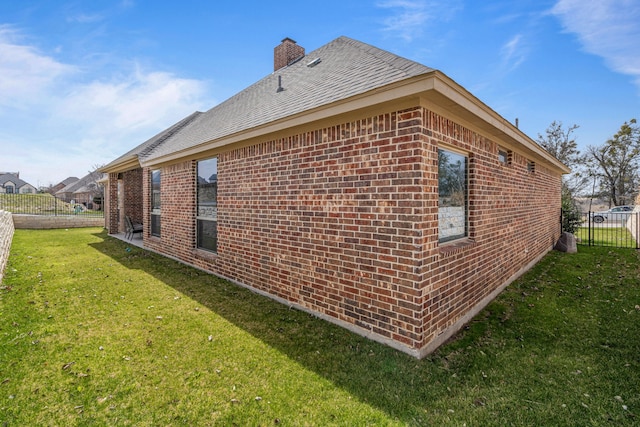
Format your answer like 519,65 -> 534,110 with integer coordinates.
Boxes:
551,0 -> 640,90
377,0 -> 462,42
46,67 -> 211,180
0,26 -> 211,186
0,25 -> 76,109
120,0 -> 135,10
67,13 -> 105,24
58,67 -> 207,137
501,34 -> 526,72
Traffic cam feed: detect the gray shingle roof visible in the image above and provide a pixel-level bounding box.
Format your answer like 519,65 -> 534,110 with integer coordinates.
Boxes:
103,111 -> 203,168
141,36 -> 434,163
0,173 -> 32,189
56,171 -> 105,195
59,177 -> 79,186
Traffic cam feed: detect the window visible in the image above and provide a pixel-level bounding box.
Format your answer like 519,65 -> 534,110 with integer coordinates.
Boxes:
5,186 -> 14,194
498,147 -> 509,164
151,169 -> 161,237
438,148 -> 467,243
197,158 -> 218,252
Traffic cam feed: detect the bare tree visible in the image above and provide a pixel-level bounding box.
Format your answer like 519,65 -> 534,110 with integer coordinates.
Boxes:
537,121 -> 587,232
537,121 -> 581,165
536,121 -> 587,195
586,119 -> 640,207
87,164 -> 106,209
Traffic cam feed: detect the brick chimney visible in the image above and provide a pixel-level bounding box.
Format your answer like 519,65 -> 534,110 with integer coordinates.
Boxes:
274,37 -> 305,71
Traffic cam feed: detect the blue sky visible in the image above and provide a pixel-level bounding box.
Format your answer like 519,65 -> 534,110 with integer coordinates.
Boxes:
1,0 -> 638,188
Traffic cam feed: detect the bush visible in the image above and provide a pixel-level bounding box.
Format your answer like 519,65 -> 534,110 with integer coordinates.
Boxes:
561,191 -> 582,234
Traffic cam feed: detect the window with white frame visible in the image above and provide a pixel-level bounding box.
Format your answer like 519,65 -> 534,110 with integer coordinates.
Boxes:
438,148 -> 468,243
197,158 -> 218,252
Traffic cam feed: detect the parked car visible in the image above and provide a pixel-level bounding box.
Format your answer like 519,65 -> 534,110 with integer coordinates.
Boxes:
590,205 -> 635,223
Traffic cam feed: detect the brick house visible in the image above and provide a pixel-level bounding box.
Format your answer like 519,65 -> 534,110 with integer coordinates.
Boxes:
101,36 -> 568,358
55,171 -> 105,209
47,176 -> 79,195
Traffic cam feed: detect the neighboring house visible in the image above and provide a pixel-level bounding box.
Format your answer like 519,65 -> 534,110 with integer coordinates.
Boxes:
101,37 -> 569,358
55,171 -> 105,209
47,177 -> 79,195
0,172 -> 37,194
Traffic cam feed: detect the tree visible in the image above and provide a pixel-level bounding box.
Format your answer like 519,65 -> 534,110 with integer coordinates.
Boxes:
586,119 -> 640,207
537,121 -> 586,233
560,187 -> 582,234
537,121 -> 581,166
86,164 -> 106,209
536,121 -> 587,196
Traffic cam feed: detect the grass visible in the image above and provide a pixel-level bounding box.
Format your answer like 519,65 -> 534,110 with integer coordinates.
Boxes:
575,226 -> 638,248
1,228 -> 639,426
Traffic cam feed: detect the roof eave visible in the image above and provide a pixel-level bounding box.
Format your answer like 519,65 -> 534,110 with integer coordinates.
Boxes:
139,74 -> 437,167
99,156 -> 141,174
141,71 -> 569,175
426,71 -> 570,174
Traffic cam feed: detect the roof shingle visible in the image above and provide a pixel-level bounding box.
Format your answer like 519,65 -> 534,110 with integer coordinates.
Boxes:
103,111 -> 203,169
142,36 -> 434,162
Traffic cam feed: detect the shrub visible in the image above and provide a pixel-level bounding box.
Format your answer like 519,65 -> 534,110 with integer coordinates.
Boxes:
561,190 -> 582,234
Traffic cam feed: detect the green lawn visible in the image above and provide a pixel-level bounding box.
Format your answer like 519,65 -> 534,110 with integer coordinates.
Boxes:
575,226 -> 638,248
1,228 -> 639,426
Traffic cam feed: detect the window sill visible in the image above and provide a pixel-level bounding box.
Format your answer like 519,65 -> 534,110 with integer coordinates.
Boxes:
193,248 -> 218,261
438,238 -> 476,257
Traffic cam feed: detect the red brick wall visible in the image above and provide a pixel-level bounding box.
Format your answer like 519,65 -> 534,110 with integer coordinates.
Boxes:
106,169 -> 144,234
123,169 -> 144,224
418,110 -> 561,352
209,108 -> 427,349
107,172 -> 119,233
139,105 -> 562,356
144,161 -> 197,259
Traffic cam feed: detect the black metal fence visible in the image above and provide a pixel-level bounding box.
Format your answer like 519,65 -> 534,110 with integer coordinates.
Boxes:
0,194 -> 104,218
575,211 -> 639,249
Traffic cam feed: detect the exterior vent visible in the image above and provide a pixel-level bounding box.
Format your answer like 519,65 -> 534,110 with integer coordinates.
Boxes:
276,75 -> 284,93
307,58 -> 321,67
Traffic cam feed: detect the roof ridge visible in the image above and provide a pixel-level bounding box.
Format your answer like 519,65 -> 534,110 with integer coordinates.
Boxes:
331,36 -> 434,77
139,111 -> 203,159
